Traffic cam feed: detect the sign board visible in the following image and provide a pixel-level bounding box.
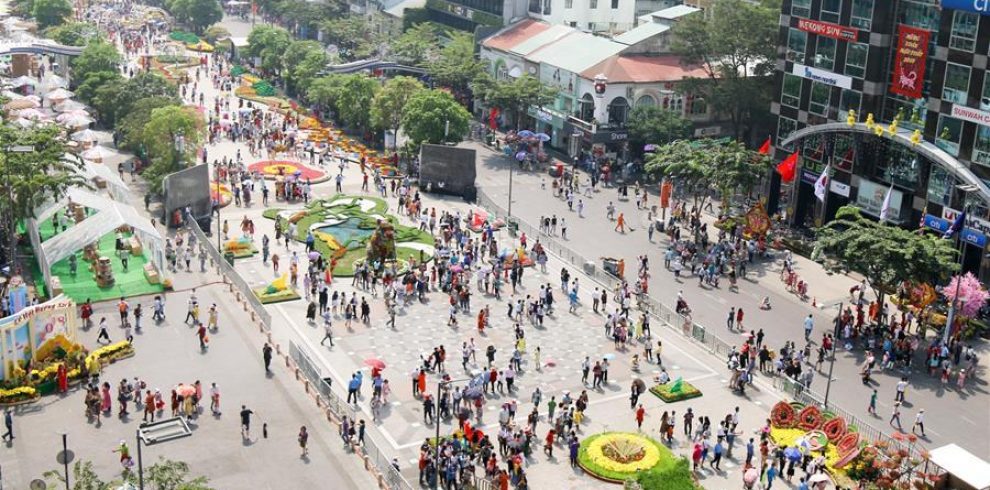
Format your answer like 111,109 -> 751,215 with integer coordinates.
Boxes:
890,25 -> 930,99
800,168 -> 820,185
830,180 -> 850,197
797,18 -> 858,41
941,0 -> 990,15
942,207 -> 990,236
855,179 -> 903,220
950,105 -> 990,127
791,63 -> 853,90
924,214 -> 951,233
694,126 -> 722,137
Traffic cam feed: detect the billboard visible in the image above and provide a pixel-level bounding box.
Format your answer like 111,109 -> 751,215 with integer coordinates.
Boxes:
941,0 -> 990,15
797,18 -> 858,41
890,25 -> 930,99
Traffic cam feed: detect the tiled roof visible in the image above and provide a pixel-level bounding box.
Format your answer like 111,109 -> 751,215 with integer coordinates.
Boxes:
581,55 -> 710,83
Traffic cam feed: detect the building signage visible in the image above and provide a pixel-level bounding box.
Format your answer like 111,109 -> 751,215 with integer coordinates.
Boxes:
800,168 -> 819,185
890,25 -> 930,99
855,179 -> 903,220
940,0 -> 990,16
694,126 -> 722,137
791,63 -> 853,90
942,208 -> 990,245
924,214 -> 951,233
830,180 -> 850,197
950,105 -> 990,127
962,228 -> 988,247
797,18 -> 858,41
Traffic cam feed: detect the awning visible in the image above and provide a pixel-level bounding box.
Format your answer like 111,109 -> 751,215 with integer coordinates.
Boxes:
928,444 -> 990,490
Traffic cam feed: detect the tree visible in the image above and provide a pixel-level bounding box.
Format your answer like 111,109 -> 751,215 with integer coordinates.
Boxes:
166,0 -> 222,33
401,89 -> 471,145
482,75 -> 556,130
140,105 -> 204,192
31,0 -> 72,28
941,272 -> 989,318
626,105 -> 692,153
319,15 -> 378,61
44,21 -> 100,46
335,74 -> 381,133
670,0 -> 777,140
392,22 -> 438,66
117,96 -> 180,153
306,74 -> 347,112
71,39 -> 123,83
817,206 -> 960,303
371,76 -> 425,149
427,31 -> 486,95
245,25 -> 292,75
45,458 -> 214,490
75,70 -> 123,107
283,40 -> 328,95
201,25 -> 230,43
644,139 -> 766,210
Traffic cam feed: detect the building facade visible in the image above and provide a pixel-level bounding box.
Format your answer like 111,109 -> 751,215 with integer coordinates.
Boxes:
769,0 -> 990,278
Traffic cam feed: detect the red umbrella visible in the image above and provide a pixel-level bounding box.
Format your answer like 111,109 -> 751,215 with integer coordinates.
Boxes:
543,358 -> 557,368
364,358 -> 386,370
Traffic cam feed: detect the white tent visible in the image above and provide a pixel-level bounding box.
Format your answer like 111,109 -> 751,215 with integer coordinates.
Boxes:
29,190 -> 164,294
928,444 -> 990,490
86,162 -> 130,201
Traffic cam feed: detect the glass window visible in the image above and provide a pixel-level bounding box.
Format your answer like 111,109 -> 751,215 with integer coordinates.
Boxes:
845,43 -> 868,79
821,0 -> 841,24
787,29 -> 807,64
943,63 -> 971,105
611,0 -> 618,8
982,75 -> 990,111
833,134 -> 856,172
791,0 -> 811,17
838,89 -> 861,121
927,164 -> 953,205
898,0 -> 941,33
590,0 -> 597,8
936,114 -> 963,156
949,11 -> 979,52
814,37 -> 837,71
850,0 -> 874,30
781,74 -> 802,108
529,0 -> 540,13
565,0 -> 572,7
777,117 -> 797,149
973,126 -> 990,167
809,82 -> 831,116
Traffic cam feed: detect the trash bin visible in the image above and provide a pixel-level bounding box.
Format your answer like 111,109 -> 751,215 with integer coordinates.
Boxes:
507,220 -> 519,236
602,258 -> 618,276
223,252 -> 235,265
583,261 -> 596,275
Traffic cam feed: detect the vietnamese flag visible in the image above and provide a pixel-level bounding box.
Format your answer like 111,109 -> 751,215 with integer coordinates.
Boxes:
776,152 -> 798,182
758,137 -> 771,155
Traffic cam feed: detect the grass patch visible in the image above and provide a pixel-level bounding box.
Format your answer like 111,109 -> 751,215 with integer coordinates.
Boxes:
649,381 -> 703,403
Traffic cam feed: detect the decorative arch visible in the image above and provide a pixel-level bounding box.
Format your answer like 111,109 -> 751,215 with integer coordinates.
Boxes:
780,122 -> 990,206
608,96 -> 629,125
635,94 -> 657,107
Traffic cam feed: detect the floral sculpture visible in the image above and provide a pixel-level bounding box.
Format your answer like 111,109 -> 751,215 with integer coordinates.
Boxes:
771,401 -> 796,428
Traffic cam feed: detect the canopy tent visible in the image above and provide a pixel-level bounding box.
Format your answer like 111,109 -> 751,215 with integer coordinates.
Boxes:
85,161 -> 130,201
928,444 -> 990,490
28,190 -> 164,294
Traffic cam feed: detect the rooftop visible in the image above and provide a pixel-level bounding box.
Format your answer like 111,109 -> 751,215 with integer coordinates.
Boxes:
613,22 -> 670,45
581,54 -> 709,83
481,19 -> 553,53
527,31 -> 628,74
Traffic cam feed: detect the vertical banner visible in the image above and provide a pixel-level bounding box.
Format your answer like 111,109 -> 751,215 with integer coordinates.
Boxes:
890,25 -> 930,99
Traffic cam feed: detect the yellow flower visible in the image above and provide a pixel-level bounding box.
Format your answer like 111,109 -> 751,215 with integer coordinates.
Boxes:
586,433 -> 661,473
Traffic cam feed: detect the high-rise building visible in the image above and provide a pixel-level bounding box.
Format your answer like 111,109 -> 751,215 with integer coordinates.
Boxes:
769,0 -> 990,277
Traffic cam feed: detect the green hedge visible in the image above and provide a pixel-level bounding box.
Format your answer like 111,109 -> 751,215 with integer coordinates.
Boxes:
169,31 -> 199,44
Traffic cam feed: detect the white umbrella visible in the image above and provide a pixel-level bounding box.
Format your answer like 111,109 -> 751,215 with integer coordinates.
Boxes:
44,88 -> 74,100
60,114 -> 95,128
9,75 -> 38,87
71,129 -> 113,143
81,146 -> 122,161
808,473 -> 830,484
42,74 -> 68,90
15,108 -> 47,120
55,100 -> 88,113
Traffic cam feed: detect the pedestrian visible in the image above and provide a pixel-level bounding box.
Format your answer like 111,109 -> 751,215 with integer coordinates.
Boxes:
867,389 -> 877,415
97,317 -> 111,344
635,404 -> 645,430
263,343 -> 273,372
320,318 -> 334,346
890,402 -> 902,430
196,323 -> 208,350
298,426 -> 309,457
240,405 -> 254,438
911,409 -> 925,436
210,383 -> 221,415
1,409 -> 12,442
803,314 -> 814,341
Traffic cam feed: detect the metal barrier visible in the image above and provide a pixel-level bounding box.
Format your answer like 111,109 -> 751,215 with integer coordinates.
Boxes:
186,220 -> 272,328
289,340 -> 413,490
476,186 -> 920,462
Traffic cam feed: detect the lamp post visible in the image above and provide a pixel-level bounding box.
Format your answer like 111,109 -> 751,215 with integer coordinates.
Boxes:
2,145 -> 35,274
136,428 -> 145,490
433,377 -> 471,490
823,302 -> 843,407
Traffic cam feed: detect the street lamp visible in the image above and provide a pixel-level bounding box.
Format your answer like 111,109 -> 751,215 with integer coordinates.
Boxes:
823,302 -> 843,407
432,377 -> 471,490
3,145 -> 35,273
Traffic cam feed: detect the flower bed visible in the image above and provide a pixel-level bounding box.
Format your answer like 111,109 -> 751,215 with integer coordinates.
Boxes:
649,380 -> 702,403
0,386 -> 39,405
578,432 -> 665,482
247,160 -> 328,183
252,285 -> 300,304
84,341 -> 135,372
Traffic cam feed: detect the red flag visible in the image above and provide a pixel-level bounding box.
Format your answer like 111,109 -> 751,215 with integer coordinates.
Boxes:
489,107 -> 500,130
776,153 -> 797,182
758,137 -> 771,155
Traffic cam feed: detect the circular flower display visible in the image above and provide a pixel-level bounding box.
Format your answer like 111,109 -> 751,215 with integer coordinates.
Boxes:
247,160 -> 328,182
210,182 -> 232,207
579,432 -> 664,482
771,401 -> 796,428
797,405 -> 824,431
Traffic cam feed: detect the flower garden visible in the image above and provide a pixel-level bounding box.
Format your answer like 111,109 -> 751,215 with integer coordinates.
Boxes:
650,378 -> 702,403
262,195 -> 435,277
768,401 -> 936,489
247,160 -> 328,183
578,432 -> 699,488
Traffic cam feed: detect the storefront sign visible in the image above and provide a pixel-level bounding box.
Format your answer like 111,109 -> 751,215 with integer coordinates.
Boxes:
924,214 -> 951,233
590,130 -> 628,144
797,18 -> 858,41
950,105 -> 990,127
800,168 -> 819,185
941,0 -> 990,15
890,25 -> 930,99
942,207 -> 990,236
962,228 -> 987,247
791,63 -> 853,90
855,179 -> 903,220
830,180 -> 850,197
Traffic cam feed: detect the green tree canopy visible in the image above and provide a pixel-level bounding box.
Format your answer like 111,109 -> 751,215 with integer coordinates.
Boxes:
283,40 -> 328,95
140,105 -> 204,192
165,0 -> 222,33
626,105 -> 692,152
427,31 -> 486,94
45,457 -> 214,489
644,139 -> 767,210
817,206 -> 960,301
88,72 -> 179,127
392,22 -> 438,66
246,25 -> 292,75
481,75 -> 556,130
74,70 -> 123,107
43,21 -> 100,46
201,25 -> 230,43
31,0 -> 72,28
371,76 -> 425,149
71,39 -> 123,82
336,74 -> 381,133
401,89 -> 471,145
319,15 -> 378,61
306,74 -> 346,111
670,0 -> 777,140
118,96 -> 180,153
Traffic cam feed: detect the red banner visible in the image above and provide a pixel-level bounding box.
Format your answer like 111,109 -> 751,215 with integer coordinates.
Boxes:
797,19 -> 858,42
890,25 -> 930,99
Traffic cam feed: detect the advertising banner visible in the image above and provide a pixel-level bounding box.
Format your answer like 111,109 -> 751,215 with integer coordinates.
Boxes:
890,25 -> 930,99
855,179 -> 903,220
797,18 -> 858,41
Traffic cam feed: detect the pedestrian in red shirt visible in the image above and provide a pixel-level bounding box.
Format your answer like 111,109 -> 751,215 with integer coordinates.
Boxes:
544,429 -> 556,457
636,404 -> 646,430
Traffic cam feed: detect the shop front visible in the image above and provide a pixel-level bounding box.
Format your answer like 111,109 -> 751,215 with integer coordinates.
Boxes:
527,106 -> 569,150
